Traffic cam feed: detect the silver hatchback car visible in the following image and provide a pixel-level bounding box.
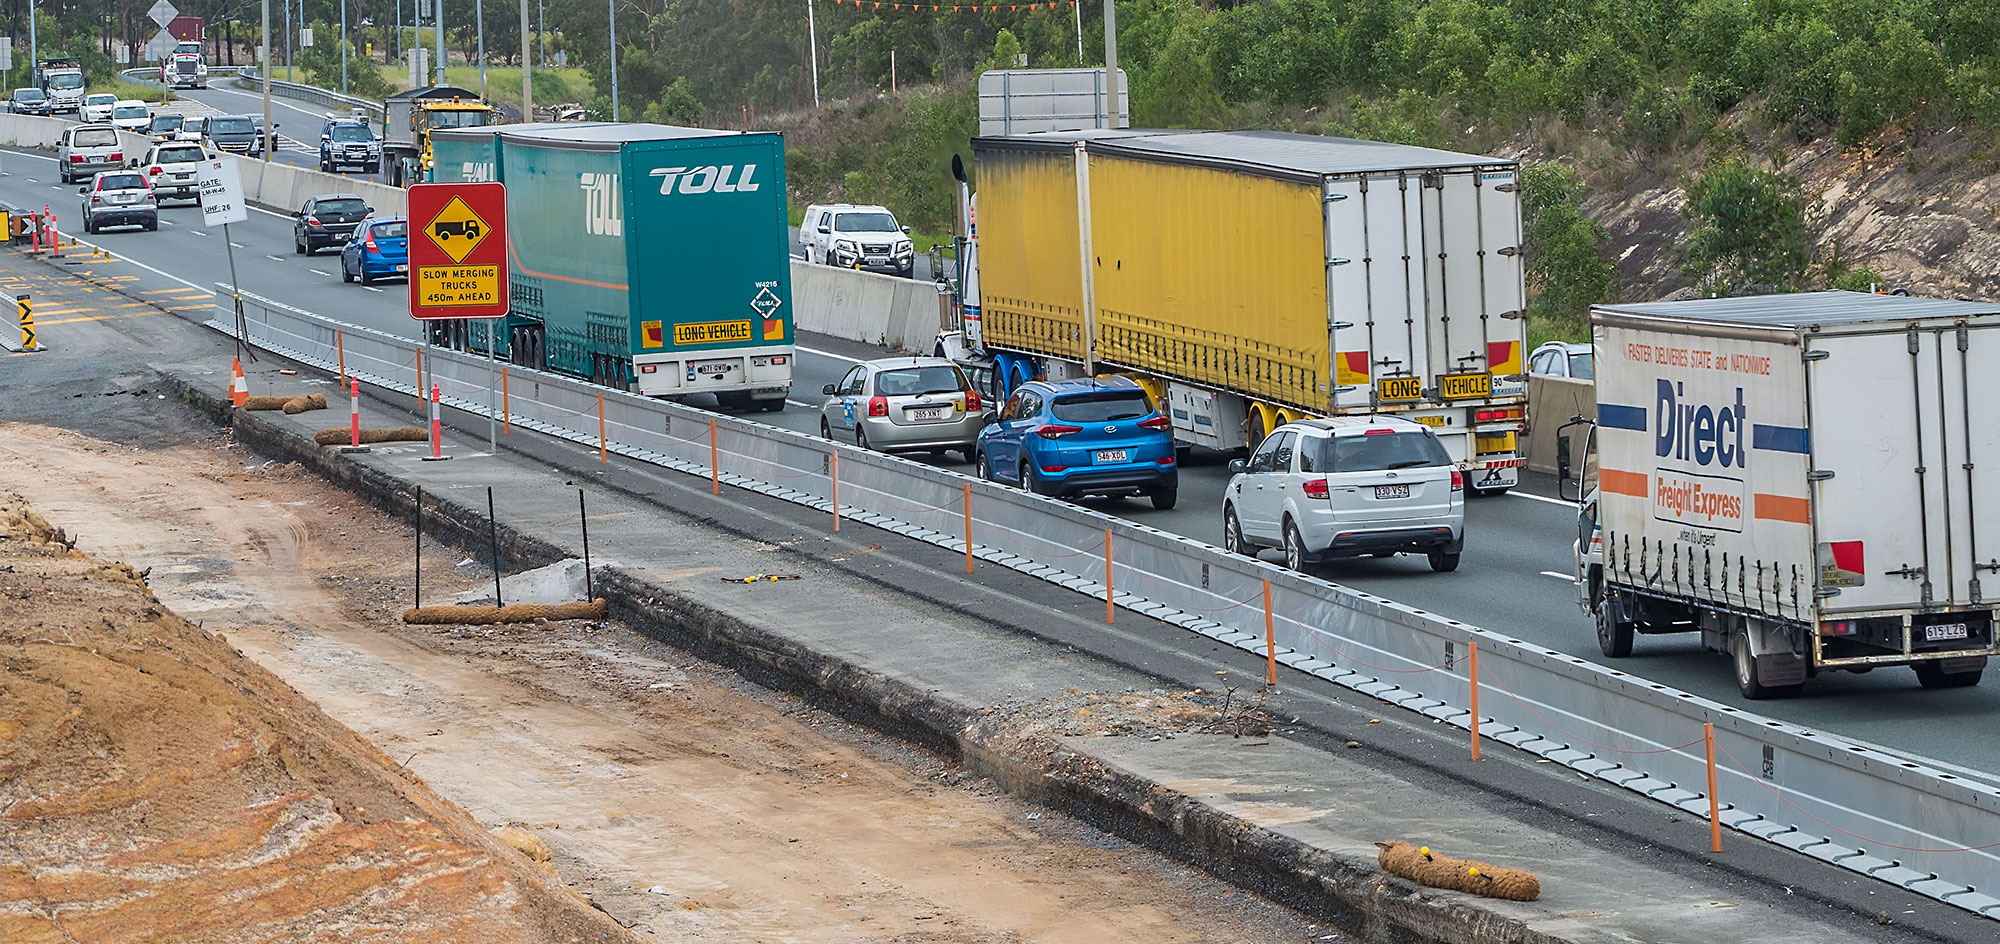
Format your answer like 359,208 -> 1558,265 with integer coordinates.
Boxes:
820,356 -> 984,459
57,125 -> 126,184
1223,416 -> 1465,573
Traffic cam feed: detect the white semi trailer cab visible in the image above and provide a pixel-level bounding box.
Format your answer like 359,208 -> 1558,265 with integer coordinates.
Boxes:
1559,292 -> 2000,699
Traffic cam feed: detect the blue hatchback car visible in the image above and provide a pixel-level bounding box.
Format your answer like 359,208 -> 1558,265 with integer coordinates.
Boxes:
975,377 -> 1178,509
340,216 -> 409,285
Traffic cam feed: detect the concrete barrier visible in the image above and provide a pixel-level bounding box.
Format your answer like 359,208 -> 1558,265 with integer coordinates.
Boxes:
790,260 -> 948,352
1522,374 -> 1595,475
0,113 -> 72,149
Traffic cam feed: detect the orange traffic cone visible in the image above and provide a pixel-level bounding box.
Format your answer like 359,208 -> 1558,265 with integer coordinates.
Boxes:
230,358 -> 250,407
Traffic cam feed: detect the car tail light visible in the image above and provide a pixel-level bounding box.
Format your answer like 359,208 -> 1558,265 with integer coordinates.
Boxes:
1040,465 -> 1068,473
1819,620 -> 1856,636
1451,470 -> 1464,492
1302,479 -> 1329,498
91,195 -> 102,203
148,166 -> 162,175
963,389 -> 980,412
1155,456 -> 1176,465
1363,427 -> 1395,434
867,396 -> 888,417
68,155 -> 84,163
305,216 -> 322,227
108,152 -> 121,162
1137,415 -> 1172,430
364,234 -> 379,253
1033,424 -> 1082,439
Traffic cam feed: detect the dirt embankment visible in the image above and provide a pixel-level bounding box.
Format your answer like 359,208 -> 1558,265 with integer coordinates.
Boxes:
0,490 -> 637,944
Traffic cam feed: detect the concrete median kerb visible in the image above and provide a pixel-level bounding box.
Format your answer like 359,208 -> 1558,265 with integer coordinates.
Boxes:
155,364 -> 1932,944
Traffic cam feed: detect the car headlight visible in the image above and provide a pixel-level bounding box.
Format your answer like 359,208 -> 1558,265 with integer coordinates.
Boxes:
896,240 -> 913,253
834,239 -> 857,253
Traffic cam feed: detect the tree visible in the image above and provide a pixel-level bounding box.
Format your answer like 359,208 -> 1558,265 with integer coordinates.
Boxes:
1520,162 -> 1615,339
1680,158 -> 1815,295
641,76 -> 701,124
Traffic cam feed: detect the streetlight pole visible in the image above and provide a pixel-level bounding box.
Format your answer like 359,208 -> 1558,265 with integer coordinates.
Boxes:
805,0 -> 818,107
607,0 -> 618,120
435,0 -> 447,86
476,0 -> 486,100
261,0 -> 272,162
520,0 -> 532,119
340,0 -> 349,94
27,0 -> 37,84
1101,0 -> 1119,129
284,0 -> 293,82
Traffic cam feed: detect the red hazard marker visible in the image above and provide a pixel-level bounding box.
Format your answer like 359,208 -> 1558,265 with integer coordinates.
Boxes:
349,376 -> 363,447
421,382 -> 451,461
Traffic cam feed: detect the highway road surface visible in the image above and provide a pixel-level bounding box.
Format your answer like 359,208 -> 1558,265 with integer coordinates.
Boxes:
10,140 -> 1999,786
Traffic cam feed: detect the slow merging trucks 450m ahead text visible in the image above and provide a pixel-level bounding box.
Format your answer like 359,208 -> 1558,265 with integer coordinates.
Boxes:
426,122 -> 795,410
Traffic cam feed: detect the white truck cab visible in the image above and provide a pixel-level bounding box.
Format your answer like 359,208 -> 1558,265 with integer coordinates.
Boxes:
801,204 -> 915,278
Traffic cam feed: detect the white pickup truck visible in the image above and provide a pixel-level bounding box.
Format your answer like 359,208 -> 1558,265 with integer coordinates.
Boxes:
801,203 -> 916,278
1559,291 -> 2000,698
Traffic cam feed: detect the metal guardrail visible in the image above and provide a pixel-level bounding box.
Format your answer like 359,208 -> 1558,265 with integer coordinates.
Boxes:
231,68 -> 384,120
208,285 -> 2000,919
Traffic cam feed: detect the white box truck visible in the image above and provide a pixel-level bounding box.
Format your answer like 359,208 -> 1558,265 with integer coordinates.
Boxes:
1559,291 -> 2000,698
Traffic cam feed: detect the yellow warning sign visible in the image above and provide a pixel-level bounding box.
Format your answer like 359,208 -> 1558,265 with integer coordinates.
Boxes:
416,265 -> 502,307
424,196 -> 491,264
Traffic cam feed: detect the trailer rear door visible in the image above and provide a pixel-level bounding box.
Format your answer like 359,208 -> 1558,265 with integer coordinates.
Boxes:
1810,324 -> 2000,611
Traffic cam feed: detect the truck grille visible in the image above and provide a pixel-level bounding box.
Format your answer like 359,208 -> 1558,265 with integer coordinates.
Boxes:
862,243 -> 892,255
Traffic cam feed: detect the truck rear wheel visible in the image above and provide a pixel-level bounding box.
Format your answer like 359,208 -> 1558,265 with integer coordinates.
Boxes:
1732,624 -> 1802,700
1914,661 -> 1984,689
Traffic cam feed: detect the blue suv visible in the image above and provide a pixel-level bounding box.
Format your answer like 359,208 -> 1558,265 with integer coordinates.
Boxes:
975,377 -> 1178,509
340,216 -> 409,285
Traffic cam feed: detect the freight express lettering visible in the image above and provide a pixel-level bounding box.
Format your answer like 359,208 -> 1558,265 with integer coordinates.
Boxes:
1655,476 -> 1743,521
1656,381 -> 1746,468
674,320 -> 753,345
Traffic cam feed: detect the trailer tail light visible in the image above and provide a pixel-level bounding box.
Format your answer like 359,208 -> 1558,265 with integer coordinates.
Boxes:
770,355 -> 786,365
963,389 -> 980,412
1819,621 -> 1856,637
1137,415 -> 1172,431
1451,470 -> 1464,492
867,396 -> 888,417
1033,424 -> 1082,439
1477,407 -> 1525,423
640,365 -> 657,374
1302,479 -> 1329,498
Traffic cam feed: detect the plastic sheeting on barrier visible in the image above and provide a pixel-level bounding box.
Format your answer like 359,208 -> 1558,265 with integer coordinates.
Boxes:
208,285 -> 2000,919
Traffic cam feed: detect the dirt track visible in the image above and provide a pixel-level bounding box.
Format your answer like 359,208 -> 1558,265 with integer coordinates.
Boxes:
0,417 -> 1331,942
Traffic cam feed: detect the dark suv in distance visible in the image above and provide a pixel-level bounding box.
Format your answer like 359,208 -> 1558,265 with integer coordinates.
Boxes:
318,118 -> 381,173
8,87 -> 52,115
294,194 -> 372,255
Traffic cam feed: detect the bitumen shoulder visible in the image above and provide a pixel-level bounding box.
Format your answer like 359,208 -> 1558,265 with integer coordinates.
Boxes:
137,338 -> 1985,943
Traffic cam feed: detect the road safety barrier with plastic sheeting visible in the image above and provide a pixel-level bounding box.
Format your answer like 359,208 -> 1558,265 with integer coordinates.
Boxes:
204,286 -> 2000,919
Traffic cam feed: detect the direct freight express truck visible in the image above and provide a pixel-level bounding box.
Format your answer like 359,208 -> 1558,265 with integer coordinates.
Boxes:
943,129 -> 1529,492
1559,292 -> 2000,698
429,123 -> 794,409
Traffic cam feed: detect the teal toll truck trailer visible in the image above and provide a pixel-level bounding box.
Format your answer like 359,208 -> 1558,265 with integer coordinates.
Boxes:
429,123 -> 795,410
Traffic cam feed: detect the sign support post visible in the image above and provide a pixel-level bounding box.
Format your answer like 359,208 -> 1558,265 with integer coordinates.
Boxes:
409,182 -> 511,449
197,156 -> 253,363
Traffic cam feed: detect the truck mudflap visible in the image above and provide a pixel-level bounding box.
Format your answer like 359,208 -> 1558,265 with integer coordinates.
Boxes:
1462,456 -> 1523,493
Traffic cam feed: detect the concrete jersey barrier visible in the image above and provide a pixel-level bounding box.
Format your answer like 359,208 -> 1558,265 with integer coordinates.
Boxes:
790,261 -> 949,352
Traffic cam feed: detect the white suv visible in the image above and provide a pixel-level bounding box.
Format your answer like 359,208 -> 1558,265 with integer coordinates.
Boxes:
802,204 -> 915,277
1222,416 -> 1465,573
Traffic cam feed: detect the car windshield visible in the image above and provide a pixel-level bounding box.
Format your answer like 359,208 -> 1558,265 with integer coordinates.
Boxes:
15,89 -> 46,101
1050,390 -> 1152,423
113,104 -> 148,118
319,198 -> 366,215
428,109 -> 491,129
209,117 -> 251,134
150,114 -> 184,130
98,174 -> 147,190
834,212 -> 900,233
71,128 -> 118,147
873,366 -> 964,396
86,94 -> 116,105
49,74 -> 84,90
329,125 -> 372,141
1318,431 -> 1451,473
157,146 -> 203,164
1567,351 -> 1595,381
370,221 -> 408,238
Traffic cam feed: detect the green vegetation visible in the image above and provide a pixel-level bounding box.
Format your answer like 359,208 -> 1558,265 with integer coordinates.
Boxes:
1679,158 -> 1815,296
1521,163 -> 1616,342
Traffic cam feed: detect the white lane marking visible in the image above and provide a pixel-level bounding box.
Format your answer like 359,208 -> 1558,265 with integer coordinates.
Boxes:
363,285 -> 383,292
264,254 -> 285,261
1540,571 -> 1575,581
786,399 -> 821,409
189,229 -> 208,236
230,242 -> 245,248
795,345 -> 867,365
310,269 -> 332,277
1510,490 -> 1573,507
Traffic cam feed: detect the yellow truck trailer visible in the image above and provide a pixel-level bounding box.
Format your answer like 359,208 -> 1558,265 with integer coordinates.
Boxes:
947,129 -> 1530,493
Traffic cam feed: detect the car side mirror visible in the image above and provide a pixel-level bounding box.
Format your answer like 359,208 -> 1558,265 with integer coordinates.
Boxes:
981,410 -> 999,427
901,225 -> 912,234
293,210 -> 304,217
821,384 -> 836,395
77,186 -> 89,194
1228,459 -> 1247,474
321,133 -> 330,141
816,224 -> 830,234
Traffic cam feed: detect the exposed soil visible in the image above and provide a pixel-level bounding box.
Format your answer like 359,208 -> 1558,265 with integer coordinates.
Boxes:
0,418 -> 1331,943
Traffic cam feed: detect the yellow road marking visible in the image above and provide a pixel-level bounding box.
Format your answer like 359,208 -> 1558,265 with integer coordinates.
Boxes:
40,310 -> 157,326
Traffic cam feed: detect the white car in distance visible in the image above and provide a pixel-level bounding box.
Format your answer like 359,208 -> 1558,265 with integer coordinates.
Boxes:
110,99 -> 152,133
80,93 -> 118,123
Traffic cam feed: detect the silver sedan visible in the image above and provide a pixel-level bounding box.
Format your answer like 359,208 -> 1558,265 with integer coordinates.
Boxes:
820,356 -> 986,460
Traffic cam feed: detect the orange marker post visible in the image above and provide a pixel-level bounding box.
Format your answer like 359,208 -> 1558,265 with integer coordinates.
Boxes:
1103,527 -> 1115,624
597,393 -> 608,463
1468,641 -> 1482,761
335,329 -> 346,384
830,449 -> 840,531
500,367 -> 510,434
963,482 -> 974,574
1706,722 -> 1722,853
1264,579 -> 1277,687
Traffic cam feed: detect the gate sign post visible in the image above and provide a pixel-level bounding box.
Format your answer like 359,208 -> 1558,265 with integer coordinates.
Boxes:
408,182 -> 509,321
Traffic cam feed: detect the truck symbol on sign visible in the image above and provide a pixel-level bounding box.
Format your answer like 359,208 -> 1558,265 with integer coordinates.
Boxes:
434,219 -> 482,242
